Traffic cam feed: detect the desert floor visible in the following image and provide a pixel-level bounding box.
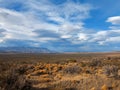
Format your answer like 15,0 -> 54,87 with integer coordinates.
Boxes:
0,52 -> 120,90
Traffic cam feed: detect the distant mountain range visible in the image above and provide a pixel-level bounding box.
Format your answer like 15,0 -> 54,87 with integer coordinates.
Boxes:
0,47 -> 54,53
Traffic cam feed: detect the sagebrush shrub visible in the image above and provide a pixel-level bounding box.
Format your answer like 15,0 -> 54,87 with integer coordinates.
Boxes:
63,65 -> 82,74
89,59 -> 102,67
0,68 -> 32,90
103,65 -> 118,77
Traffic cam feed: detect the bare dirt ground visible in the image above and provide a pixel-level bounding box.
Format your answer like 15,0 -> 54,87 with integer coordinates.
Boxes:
0,52 -> 120,90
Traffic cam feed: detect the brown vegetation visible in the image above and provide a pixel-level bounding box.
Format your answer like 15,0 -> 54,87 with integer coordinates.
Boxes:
0,53 -> 120,90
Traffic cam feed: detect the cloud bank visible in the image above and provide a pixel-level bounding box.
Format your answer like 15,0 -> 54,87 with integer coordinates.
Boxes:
0,0 -> 120,52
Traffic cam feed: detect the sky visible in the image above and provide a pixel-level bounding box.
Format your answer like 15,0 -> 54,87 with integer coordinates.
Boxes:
0,0 -> 120,52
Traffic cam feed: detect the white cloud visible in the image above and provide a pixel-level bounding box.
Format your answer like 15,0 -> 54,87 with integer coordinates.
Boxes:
1,0 -> 119,51
78,33 -> 88,41
106,16 -> 120,25
0,8 -> 36,41
0,0 -> 92,44
100,16 -> 120,45
61,35 -> 72,39
89,30 -> 120,45
0,7 -> 60,42
105,36 -> 120,43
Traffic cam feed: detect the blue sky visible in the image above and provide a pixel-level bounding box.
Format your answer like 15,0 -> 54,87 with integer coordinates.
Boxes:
0,0 -> 120,52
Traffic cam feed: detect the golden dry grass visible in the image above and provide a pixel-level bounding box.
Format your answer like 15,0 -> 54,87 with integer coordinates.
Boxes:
0,53 -> 120,90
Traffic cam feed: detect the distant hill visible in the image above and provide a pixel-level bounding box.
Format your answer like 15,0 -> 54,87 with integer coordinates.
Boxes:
0,47 -> 54,53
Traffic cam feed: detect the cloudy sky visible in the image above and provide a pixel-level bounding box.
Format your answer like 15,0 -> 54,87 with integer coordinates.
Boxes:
0,0 -> 120,52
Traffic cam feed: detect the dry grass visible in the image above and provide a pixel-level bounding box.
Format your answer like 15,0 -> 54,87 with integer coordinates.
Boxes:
0,65 -> 32,90
0,53 -> 120,90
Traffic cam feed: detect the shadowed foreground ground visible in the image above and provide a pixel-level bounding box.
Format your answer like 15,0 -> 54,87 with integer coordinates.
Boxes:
0,52 -> 120,90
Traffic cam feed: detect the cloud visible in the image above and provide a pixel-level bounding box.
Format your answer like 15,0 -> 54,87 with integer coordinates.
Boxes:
0,28 -> 7,42
0,8 -> 36,42
0,0 -> 92,44
78,33 -> 88,41
106,16 -> 120,25
34,30 -> 60,38
90,30 -> 120,45
0,0 -> 120,52
99,16 -> 120,45
29,0 -> 91,21
0,28 -> 6,36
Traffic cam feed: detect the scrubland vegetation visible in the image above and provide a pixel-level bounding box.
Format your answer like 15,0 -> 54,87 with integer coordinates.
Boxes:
0,53 -> 120,90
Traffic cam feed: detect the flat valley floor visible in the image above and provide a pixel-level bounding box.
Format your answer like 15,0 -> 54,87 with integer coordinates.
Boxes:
0,52 -> 120,90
